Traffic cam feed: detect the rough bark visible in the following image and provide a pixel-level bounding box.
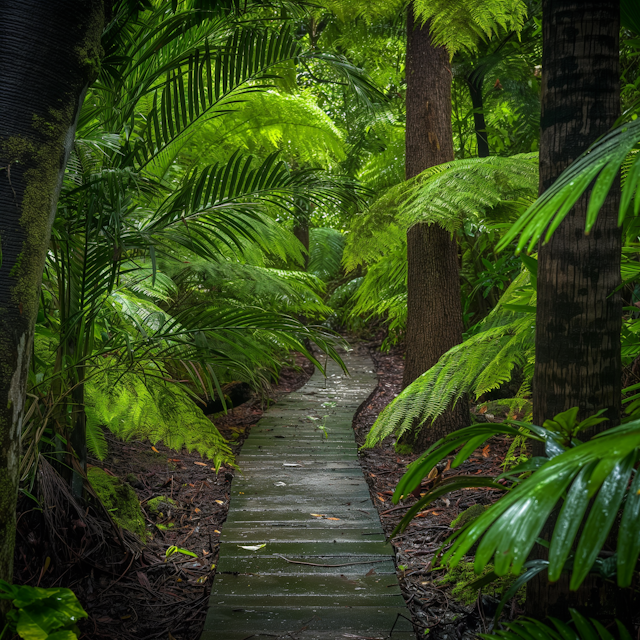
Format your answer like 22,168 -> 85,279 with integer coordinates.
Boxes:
402,6 -> 469,449
0,0 -> 105,593
527,0 -> 622,618
467,74 -> 490,157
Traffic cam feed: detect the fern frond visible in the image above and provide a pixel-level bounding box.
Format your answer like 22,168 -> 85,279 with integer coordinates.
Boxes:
364,270 -> 536,447
349,242 -> 408,345
86,367 -> 234,469
413,0 -> 528,56
345,155 -> 538,270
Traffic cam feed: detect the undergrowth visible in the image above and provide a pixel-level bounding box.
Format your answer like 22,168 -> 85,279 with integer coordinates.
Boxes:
437,561 -> 525,607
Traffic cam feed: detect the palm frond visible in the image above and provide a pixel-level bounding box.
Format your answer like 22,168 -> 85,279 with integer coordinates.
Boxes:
481,611 -> 633,640
499,118 -> 640,254
309,228 -> 345,281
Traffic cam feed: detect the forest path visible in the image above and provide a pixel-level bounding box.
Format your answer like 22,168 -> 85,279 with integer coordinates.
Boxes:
202,347 -> 415,639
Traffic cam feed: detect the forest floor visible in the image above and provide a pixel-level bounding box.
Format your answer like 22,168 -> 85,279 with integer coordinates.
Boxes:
13,343 -> 519,640
12,355 -> 314,640
353,341 -> 524,640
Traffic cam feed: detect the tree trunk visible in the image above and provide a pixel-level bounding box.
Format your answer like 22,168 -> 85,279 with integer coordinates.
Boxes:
527,0 -> 622,618
0,0 -> 105,594
402,6 -> 469,449
467,73 -> 490,157
293,221 -> 310,270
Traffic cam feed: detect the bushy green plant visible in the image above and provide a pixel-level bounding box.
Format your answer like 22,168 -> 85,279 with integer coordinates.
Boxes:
390,409 -> 640,592
364,266 -> 535,447
0,581 -> 87,640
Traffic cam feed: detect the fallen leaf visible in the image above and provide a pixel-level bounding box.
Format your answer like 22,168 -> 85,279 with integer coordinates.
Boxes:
151,446 -> 160,453
194,461 -> 207,467
239,492 -> 245,494
482,444 -> 490,457
194,507 -> 201,513
377,496 -> 385,502
136,571 -> 151,589
326,517 -> 340,521
203,550 -> 210,555
444,459 -> 451,472
214,530 -> 221,534
310,514 -> 324,518
238,544 -> 266,551
215,500 -> 224,505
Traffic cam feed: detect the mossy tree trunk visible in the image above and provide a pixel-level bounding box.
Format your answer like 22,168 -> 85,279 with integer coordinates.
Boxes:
0,0 -> 105,596
527,0 -> 623,618
402,5 -> 470,450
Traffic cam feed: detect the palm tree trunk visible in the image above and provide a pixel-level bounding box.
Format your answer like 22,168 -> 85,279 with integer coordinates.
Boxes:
0,0 -> 105,593
403,5 -> 469,449
527,0 -> 622,618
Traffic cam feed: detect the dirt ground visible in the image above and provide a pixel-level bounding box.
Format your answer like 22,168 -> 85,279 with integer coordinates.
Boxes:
13,342 -> 517,640
352,341 -> 521,640
12,354 -> 314,640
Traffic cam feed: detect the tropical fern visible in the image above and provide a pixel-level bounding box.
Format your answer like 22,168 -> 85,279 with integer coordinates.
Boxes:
315,0 -> 528,57
309,228 -> 345,281
85,366 -> 233,469
345,154 -> 538,271
413,0 -> 528,56
364,268 -> 536,447
348,241 -> 408,347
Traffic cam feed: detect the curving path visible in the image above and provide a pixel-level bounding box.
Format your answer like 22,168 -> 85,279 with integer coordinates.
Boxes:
201,348 -> 414,640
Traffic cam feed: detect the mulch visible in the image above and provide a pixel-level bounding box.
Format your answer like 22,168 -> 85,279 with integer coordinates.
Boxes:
352,340 -> 522,640
12,354 -> 314,640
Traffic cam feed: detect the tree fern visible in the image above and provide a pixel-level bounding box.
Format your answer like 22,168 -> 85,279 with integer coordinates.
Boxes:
413,0 -> 528,56
315,0 -> 528,57
364,269 -> 536,447
85,367 -> 233,469
344,154 -> 538,271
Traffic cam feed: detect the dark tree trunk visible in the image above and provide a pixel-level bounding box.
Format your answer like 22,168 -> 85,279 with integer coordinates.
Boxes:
293,221 -> 310,270
0,0 -> 105,593
402,5 -> 470,449
527,0 -> 623,618
467,74 -> 490,157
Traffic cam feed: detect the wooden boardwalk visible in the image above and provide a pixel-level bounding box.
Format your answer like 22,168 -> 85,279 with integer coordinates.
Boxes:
202,349 -> 414,639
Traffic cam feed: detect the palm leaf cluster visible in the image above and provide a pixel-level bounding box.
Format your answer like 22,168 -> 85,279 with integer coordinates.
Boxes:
482,610 -> 633,640
391,410 -> 640,591
23,0 -> 378,482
